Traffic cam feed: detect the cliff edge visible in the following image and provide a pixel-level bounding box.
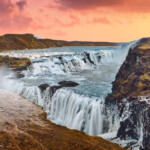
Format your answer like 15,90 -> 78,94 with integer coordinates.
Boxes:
108,38 -> 150,101
106,38 -> 150,150
0,90 -> 124,150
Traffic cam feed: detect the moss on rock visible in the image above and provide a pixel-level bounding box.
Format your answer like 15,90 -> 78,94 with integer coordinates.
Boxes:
0,56 -> 31,70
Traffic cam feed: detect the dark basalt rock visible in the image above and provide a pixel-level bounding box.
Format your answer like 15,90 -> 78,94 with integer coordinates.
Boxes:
39,84 -> 50,92
84,52 -> 95,65
50,86 -> 62,95
39,81 -> 79,96
105,38 -> 150,149
58,81 -> 79,87
15,73 -> 25,78
117,96 -> 150,150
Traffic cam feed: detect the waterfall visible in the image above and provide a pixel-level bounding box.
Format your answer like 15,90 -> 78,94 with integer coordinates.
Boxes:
48,89 -> 104,136
0,42 -> 136,138
16,85 -> 105,136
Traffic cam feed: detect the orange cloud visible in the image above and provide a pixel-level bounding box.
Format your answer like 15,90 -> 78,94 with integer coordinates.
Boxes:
88,17 -> 110,24
56,0 -> 121,10
56,0 -> 150,13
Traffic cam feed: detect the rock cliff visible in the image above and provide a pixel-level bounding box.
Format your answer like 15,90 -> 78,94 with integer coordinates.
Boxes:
106,38 -> 150,149
0,90 -> 124,150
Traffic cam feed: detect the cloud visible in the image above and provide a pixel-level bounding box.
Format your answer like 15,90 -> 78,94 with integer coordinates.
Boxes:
0,0 -> 32,31
89,17 -> 110,24
55,0 -> 122,10
55,0 -> 150,13
0,15 -> 33,29
0,0 -> 26,17
16,0 -> 26,11
0,0 -> 14,15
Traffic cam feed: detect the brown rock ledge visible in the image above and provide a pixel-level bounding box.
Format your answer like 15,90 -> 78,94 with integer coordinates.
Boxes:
0,56 -> 31,70
0,90 -> 124,150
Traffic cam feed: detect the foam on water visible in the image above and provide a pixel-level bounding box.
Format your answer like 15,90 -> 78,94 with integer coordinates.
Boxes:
48,89 -> 104,135
0,42 -> 135,137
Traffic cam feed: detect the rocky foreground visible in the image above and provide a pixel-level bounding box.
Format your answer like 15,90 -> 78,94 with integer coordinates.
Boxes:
106,38 -> 150,149
0,90 -> 124,150
0,34 -> 119,51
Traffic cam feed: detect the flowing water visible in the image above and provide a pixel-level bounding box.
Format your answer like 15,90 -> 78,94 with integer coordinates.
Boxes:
0,43 -> 134,136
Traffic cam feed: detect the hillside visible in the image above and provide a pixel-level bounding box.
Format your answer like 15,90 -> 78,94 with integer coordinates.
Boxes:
0,34 -> 119,51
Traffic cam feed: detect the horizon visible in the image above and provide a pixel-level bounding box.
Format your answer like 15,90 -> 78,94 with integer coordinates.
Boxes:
1,0 -> 150,42
1,32 -> 146,43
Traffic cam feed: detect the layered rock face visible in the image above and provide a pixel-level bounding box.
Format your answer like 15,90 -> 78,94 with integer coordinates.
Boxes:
0,90 -> 124,150
0,56 -> 31,70
0,34 -> 119,51
106,38 -> 150,149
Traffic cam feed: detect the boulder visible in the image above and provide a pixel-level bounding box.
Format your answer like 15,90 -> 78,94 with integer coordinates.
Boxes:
38,84 -> 50,92
38,81 -> 79,96
58,81 -> 79,87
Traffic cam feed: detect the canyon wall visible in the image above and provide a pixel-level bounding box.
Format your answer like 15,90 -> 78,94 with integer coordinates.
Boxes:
106,38 -> 150,149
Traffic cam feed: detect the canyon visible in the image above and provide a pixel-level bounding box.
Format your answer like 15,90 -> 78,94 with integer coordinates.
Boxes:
0,36 -> 150,150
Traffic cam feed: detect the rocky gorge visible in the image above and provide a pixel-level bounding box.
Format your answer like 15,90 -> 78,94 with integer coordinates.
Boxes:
0,36 -> 150,150
106,38 -> 150,150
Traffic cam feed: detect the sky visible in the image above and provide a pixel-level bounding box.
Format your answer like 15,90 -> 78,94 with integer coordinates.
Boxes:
0,0 -> 150,42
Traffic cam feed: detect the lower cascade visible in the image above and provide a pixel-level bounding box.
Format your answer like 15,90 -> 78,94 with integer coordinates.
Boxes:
48,89 -> 104,136
0,41 -> 141,149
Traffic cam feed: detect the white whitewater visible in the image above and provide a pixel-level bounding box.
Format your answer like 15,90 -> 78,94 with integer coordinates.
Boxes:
0,42 -> 135,137
48,89 -> 104,136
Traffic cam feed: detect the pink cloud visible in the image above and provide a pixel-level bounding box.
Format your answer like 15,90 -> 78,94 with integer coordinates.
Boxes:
16,0 -> 26,11
55,0 -> 122,10
55,0 -> 150,13
0,0 -> 14,16
0,15 -> 32,29
0,0 -> 32,32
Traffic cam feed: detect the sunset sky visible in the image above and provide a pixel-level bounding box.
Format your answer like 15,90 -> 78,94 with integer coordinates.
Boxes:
1,0 -> 150,42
